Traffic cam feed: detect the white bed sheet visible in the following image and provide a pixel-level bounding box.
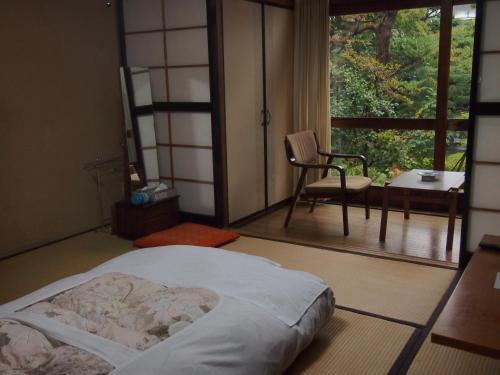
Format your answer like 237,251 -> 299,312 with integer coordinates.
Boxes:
0,245 -> 335,374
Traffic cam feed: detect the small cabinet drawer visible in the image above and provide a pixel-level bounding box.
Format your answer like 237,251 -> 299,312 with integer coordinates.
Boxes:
112,196 -> 180,239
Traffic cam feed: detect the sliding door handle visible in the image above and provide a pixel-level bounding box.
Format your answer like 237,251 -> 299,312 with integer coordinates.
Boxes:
261,109 -> 266,127
266,110 -> 271,126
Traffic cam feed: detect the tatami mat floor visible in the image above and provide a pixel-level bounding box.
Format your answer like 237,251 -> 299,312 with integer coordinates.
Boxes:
0,231 -> 498,374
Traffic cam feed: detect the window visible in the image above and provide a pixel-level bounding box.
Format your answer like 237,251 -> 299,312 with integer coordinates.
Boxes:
330,3 -> 475,183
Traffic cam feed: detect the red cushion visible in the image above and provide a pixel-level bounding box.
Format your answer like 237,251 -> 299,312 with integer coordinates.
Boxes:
133,223 -> 240,248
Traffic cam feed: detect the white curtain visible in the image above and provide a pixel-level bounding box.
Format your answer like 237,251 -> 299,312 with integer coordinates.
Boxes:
293,0 -> 331,157
293,0 -> 331,183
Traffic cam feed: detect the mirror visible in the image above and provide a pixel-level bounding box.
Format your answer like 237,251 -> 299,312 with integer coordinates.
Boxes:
120,66 -> 161,193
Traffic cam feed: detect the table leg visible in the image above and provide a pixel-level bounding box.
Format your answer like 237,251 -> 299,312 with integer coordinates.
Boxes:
403,189 -> 410,220
379,182 -> 390,242
446,188 -> 458,252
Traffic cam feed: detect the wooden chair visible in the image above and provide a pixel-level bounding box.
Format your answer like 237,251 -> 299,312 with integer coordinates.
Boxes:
284,130 -> 372,235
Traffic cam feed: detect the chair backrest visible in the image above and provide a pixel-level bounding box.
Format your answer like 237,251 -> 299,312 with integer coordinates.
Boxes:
285,130 -> 319,165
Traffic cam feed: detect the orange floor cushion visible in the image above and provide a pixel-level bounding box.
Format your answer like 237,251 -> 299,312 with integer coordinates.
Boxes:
133,223 -> 240,248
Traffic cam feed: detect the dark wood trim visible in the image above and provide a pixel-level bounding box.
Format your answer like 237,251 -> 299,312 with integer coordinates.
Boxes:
132,105 -> 154,116
157,143 -> 213,149
0,226 -> 111,262
230,198 -> 293,228
335,305 -> 424,329
434,0 -> 453,171
447,119 -> 470,131
159,0 -> 176,189
237,225 -> 459,269
246,0 -> 294,9
117,0 -> 127,65
331,118 -> 434,130
331,117 -> 470,131
153,102 -> 212,112
159,176 -> 214,185
207,0 -> 229,227
475,102 -> 500,116
481,50 -> 500,54
330,0 -> 476,16
388,329 -> 424,375
179,211 -> 217,226
473,160 -> 500,166
261,3 -> 269,209
389,270 -> 463,374
460,0 -> 484,269
469,207 -> 500,214
167,64 -> 210,69
124,25 -> 208,35
123,67 -> 147,186
116,0 -> 132,197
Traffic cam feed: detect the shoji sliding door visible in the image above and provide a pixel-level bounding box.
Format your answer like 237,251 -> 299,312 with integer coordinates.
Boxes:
463,0 -> 500,261
223,0 -> 293,223
265,5 -> 294,207
223,0 -> 266,222
122,0 -> 216,218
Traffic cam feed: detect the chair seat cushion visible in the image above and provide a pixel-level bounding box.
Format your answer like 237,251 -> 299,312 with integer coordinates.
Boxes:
133,223 -> 240,248
305,176 -> 372,194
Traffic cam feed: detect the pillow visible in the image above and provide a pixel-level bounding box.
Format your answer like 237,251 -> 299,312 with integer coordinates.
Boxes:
133,223 -> 240,248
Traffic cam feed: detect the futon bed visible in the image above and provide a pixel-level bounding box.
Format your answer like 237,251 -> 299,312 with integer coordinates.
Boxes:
0,245 -> 334,374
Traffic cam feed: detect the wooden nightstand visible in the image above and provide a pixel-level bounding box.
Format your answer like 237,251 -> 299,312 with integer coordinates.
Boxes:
112,196 -> 180,239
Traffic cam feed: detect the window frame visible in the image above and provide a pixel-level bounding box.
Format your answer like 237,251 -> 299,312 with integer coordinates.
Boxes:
329,0 -> 476,170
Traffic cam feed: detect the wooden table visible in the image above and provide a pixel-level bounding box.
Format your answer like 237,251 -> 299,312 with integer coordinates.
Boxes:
431,234 -> 500,359
379,169 -> 465,251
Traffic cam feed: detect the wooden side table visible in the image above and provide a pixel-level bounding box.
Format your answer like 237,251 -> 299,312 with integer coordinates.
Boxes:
379,169 -> 465,251
112,196 -> 180,239
431,234 -> 500,359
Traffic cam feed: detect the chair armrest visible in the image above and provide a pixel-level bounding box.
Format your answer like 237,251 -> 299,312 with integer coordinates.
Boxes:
291,161 -> 345,175
318,150 -> 368,177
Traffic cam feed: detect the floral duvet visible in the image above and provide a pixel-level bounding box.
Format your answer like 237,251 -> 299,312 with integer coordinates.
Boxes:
0,272 -> 219,375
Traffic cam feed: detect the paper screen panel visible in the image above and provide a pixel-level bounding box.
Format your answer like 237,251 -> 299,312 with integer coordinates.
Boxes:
482,1 -> 500,51
473,116 -> 500,162
142,149 -> 160,181
166,29 -> 209,66
478,54 -> 500,102
125,32 -> 164,67
157,146 -> 172,178
470,164 -> 500,210
150,69 -> 167,102
172,148 -> 213,182
170,113 -> 212,146
123,0 -> 163,32
137,115 -> 156,147
168,67 -> 210,102
131,70 -> 153,107
154,112 -> 170,144
164,0 -> 207,28
467,210 -> 500,252
175,181 -> 215,216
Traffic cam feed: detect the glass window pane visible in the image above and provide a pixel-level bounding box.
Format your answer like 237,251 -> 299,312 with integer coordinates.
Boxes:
448,5 -> 475,119
330,8 -> 440,119
445,130 -> 467,171
331,128 -> 434,185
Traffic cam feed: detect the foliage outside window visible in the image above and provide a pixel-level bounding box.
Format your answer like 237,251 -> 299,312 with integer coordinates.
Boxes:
330,6 -> 475,185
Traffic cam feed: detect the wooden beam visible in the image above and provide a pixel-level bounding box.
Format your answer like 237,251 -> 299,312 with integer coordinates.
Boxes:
330,0 -> 476,16
434,0 -> 453,171
246,0 -> 294,9
331,118 -> 470,131
207,0 -> 229,227
331,118 -> 435,130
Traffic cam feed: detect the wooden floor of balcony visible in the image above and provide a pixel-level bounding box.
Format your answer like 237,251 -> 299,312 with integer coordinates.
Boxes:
235,202 -> 460,268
